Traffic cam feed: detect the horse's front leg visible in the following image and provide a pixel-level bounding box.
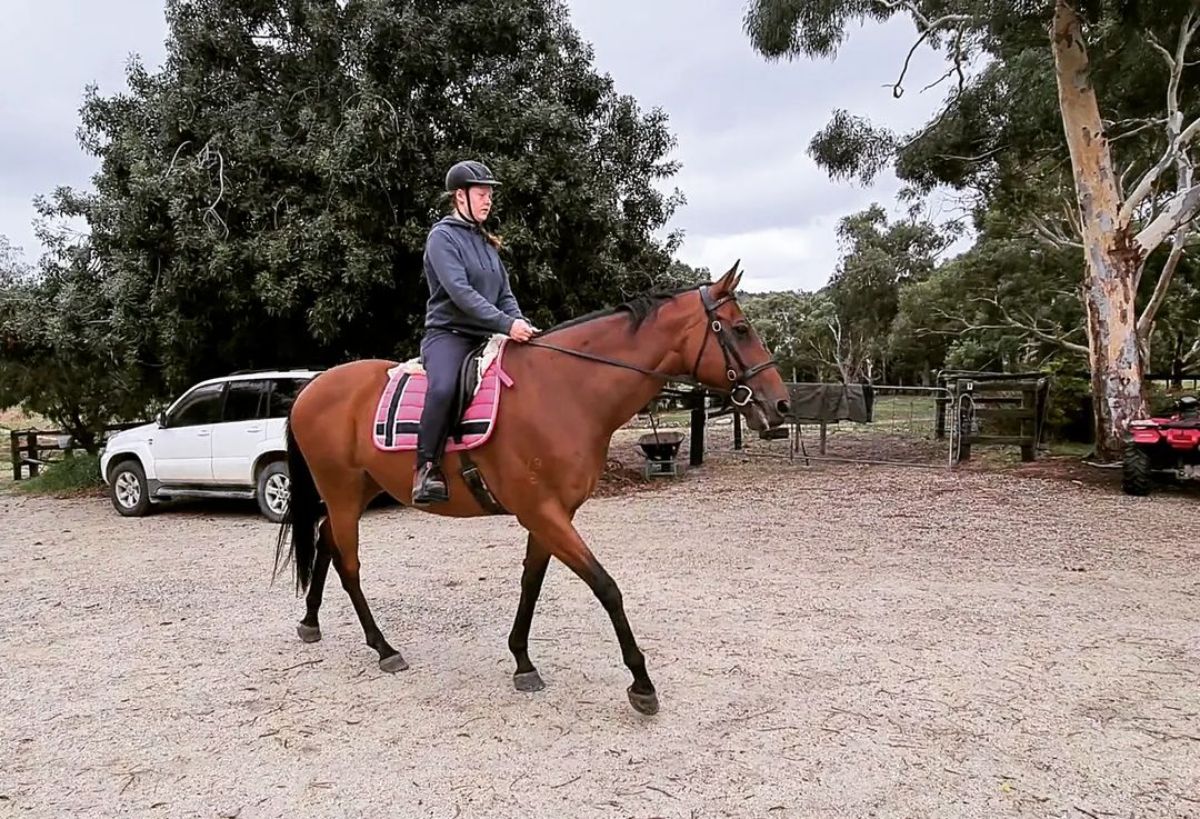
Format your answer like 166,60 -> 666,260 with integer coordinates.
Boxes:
508,534 -> 551,692
519,505 -> 657,715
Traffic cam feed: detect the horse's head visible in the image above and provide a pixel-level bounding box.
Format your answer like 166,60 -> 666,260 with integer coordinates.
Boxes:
681,261 -> 791,432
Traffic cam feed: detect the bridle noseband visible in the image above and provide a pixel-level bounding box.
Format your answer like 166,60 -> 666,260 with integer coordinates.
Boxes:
524,284 -> 780,408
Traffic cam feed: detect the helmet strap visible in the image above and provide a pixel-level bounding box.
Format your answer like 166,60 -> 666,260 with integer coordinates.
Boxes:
455,188 -> 482,225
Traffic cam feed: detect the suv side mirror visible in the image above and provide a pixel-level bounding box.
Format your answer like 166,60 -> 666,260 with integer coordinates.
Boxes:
157,410 -> 168,428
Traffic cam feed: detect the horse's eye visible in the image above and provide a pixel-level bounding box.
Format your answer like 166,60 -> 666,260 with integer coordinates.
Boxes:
734,324 -> 750,338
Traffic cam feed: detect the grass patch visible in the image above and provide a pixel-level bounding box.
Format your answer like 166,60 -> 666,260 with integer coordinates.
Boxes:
1045,440 -> 1094,458
16,452 -> 104,497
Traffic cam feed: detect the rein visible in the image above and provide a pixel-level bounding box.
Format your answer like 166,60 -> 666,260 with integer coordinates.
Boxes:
522,284 -> 779,407
521,338 -> 709,390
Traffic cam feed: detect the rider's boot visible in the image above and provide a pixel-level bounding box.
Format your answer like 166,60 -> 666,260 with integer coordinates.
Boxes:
412,458 -> 449,506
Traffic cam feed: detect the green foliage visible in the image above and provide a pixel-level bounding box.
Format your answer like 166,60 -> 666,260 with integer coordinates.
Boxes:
744,0 -> 1200,443
16,452 -> 104,496
745,0 -> 1200,209
32,0 -> 686,404
0,238 -> 155,451
741,289 -> 826,381
742,203 -> 957,383
1040,359 -> 1094,443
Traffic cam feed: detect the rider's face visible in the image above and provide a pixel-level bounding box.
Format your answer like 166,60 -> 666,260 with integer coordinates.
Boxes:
458,185 -> 493,221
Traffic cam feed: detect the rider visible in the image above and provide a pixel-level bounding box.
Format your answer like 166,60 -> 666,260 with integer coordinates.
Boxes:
413,160 -> 538,506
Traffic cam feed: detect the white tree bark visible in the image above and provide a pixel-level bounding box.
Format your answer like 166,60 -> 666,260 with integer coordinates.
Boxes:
1053,0 -> 1147,459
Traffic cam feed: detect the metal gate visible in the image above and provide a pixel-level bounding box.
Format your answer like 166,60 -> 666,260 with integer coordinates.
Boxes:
721,382 -> 971,469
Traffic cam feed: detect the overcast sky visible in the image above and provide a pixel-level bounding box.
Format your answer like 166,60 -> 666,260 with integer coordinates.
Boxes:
1,0 -> 955,293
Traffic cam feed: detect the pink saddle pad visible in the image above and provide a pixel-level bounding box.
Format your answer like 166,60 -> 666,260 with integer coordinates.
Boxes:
372,345 -> 512,453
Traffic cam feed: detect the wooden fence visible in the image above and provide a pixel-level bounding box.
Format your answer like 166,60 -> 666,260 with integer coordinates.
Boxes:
9,423 -> 145,481
934,371 -> 1050,462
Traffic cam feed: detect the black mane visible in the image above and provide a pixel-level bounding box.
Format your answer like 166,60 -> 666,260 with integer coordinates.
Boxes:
540,282 -> 706,336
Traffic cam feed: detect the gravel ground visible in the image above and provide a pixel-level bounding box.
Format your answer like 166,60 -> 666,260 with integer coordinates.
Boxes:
1,429 -> 1197,819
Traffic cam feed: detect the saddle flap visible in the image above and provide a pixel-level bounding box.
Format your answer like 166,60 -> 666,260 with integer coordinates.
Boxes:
450,341 -> 487,441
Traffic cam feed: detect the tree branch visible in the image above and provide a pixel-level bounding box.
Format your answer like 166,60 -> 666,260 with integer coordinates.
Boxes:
1137,234 -> 1186,338
935,145 -> 1007,164
1106,117 -> 1168,143
875,3 -> 972,99
164,140 -> 192,178
1027,214 -> 1083,249
1121,13 -> 1200,226
1134,182 -> 1200,252
1119,117 -> 1200,225
199,142 -> 229,238
970,296 -> 1090,355
1183,334 -> 1200,367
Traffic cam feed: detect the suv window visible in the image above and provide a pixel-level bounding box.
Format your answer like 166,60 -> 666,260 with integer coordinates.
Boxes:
268,378 -> 309,418
168,384 -> 224,427
223,380 -> 268,423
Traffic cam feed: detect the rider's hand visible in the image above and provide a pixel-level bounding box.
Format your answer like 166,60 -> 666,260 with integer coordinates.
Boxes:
509,319 -> 538,342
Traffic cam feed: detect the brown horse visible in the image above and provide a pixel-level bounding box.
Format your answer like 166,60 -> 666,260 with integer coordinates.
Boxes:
273,262 -> 790,715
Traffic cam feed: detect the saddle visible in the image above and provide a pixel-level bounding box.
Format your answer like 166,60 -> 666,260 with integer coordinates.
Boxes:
449,340 -> 487,442
372,334 -> 513,513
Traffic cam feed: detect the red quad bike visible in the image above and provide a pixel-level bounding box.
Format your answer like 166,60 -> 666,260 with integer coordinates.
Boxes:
1122,395 -> 1200,496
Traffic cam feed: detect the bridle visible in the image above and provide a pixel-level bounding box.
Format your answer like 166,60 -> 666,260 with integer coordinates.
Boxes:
524,284 -> 780,408
690,285 -> 781,407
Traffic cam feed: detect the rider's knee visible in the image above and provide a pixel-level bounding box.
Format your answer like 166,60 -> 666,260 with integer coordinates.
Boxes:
427,373 -> 457,403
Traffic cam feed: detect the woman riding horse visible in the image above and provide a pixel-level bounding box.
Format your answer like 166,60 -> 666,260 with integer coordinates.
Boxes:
414,160 -> 539,506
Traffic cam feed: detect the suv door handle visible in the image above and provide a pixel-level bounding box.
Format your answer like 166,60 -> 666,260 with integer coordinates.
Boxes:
197,430 -> 211,437
246,427 -> 262,433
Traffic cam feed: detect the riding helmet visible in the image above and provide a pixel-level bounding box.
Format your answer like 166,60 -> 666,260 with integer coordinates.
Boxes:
445,160 -> 502,191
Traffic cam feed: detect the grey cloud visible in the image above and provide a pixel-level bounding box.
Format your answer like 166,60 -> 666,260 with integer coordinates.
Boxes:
1,0 -> 167,260
0,0 -> 953,291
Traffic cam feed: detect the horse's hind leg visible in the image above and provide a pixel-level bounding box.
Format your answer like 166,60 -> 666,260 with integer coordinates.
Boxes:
324,492 -> 408,667
508,534 -> 551,692
296,520 -> 333,643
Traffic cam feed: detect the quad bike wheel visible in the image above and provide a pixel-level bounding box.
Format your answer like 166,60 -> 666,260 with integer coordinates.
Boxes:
1122,445 -> 1153,496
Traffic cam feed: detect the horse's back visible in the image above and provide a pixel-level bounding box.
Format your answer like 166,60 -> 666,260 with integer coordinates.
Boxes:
292,358 -> 396,443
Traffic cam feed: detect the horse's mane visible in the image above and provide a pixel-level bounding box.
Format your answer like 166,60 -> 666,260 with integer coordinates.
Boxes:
539,282 -> 706,337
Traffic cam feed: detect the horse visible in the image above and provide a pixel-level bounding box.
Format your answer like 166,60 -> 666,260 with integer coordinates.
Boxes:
273,261 -> 791,715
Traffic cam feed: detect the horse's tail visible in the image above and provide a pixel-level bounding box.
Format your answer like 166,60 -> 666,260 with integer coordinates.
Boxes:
272,417 -> 324,594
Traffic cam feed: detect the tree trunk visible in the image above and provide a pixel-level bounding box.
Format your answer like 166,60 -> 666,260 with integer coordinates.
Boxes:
1052,0 -> 1147,459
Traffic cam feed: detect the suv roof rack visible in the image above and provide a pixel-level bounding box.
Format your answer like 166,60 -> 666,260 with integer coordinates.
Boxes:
227,368 -> 323,375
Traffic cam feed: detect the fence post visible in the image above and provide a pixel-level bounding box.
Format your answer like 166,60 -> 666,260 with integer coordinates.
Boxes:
9,431 -> 19,482
25,432 -> 39,478
689,389 -> 706,467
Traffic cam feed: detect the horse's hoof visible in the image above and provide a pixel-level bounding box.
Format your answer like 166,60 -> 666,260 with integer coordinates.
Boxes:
513,670 -> 545,692
297,623 -> 322,643
627,686 -> 659,715
378,653 -> 409,673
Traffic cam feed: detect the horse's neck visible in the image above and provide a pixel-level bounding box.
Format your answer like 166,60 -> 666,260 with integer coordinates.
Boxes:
526,314 -> 682,436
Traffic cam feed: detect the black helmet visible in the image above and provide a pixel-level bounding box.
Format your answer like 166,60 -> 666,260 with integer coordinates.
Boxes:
445,160 -> 501,191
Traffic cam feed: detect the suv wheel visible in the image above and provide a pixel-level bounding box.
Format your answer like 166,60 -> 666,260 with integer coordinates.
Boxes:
257,461 -> 290,523
110,460 -> 152,517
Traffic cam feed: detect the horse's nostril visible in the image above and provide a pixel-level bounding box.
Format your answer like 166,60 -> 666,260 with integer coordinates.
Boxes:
777,399 -> 790,417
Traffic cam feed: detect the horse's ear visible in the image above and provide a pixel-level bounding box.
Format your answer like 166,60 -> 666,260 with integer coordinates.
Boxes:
714,260 -> 742,295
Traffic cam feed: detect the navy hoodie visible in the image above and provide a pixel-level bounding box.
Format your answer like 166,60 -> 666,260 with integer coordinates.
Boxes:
422,215 -> 525,337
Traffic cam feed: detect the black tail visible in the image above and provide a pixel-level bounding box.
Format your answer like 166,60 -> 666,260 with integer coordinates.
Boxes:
272,418 -> 324,594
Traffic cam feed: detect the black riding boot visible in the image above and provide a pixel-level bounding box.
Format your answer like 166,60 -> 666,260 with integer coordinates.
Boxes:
412,459 -> 449,506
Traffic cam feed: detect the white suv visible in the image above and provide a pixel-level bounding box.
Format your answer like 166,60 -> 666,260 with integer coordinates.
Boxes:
100,370 -> 319,522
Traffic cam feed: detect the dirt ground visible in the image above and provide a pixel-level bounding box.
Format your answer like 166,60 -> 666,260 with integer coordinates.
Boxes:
1,427 -> 1198,819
